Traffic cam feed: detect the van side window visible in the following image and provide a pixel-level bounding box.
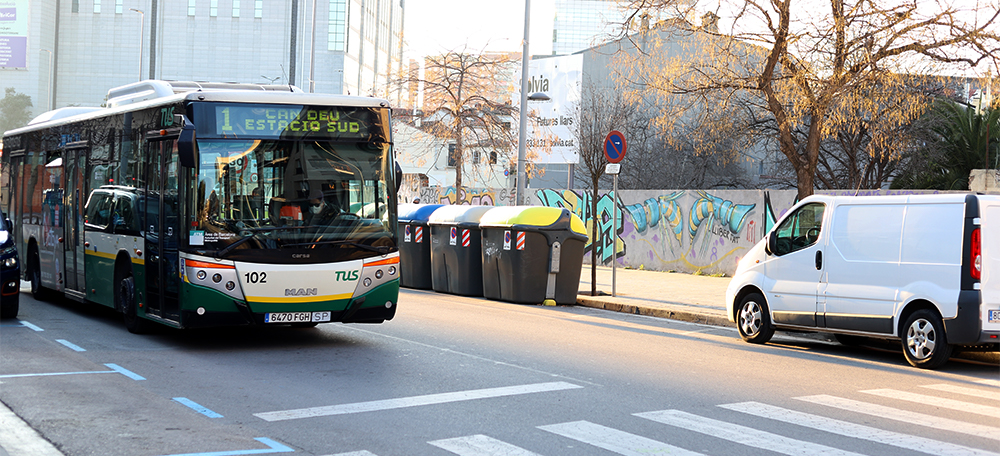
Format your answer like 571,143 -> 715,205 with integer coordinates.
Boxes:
84,192 -> 115,230
773,202 -> 825,255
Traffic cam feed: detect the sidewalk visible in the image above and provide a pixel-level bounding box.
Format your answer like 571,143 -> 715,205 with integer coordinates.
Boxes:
576,266 -> 734,328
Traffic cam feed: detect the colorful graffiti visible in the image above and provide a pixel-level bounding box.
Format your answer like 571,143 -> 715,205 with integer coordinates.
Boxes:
535,189 -> 626,264
421,187 -> 515,206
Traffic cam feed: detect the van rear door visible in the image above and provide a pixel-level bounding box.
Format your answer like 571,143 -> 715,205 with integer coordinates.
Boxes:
980,196 -> 1000,334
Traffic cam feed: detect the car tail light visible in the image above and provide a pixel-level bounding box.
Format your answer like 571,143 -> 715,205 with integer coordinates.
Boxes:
971,228 -> 981,280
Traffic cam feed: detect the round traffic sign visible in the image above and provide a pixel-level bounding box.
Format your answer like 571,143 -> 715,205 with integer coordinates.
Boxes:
604,130 -> 627,163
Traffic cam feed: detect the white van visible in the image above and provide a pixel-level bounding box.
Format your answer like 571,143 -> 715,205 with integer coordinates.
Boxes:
726,194 -> 999,368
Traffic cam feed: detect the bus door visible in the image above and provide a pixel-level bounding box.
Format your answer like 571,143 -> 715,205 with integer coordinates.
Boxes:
143,138 -> 181,322
62,144 -> 88,298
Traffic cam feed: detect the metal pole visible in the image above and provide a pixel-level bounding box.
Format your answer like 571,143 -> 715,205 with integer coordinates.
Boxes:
308,0 -> 317,92
130,9 -> 144,81
515,0 -> 531,206
611,174 -> 617,297
41,49 -> 53,110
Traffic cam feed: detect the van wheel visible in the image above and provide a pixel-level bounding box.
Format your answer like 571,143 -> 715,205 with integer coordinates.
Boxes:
737,293 -> 774,344
901,309 -> 952,369
118,275 -> 151,334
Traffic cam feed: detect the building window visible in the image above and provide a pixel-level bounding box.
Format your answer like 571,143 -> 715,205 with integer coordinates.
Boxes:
72,0 -> 79,13
447,144 -> 457,167
94,0 -> 101,13
210,0 -> 218,17
188,0 -> 196,16
232,0 -> 240,17
254,0 -> 262,18
116,0 -> 123,14
328,0 -> 347,52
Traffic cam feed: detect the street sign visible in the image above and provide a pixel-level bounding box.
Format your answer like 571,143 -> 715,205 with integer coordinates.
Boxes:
604,130 -> 627,163
605,163 -> 621,175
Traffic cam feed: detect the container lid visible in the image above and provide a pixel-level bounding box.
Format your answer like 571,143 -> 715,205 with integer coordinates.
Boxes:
427,205 -> 494,225
398,204 -> 445,223
479,206 -> 587,235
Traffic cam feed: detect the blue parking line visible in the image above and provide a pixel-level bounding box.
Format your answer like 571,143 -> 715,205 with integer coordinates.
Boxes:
173,397 -> 224,418
56,339 -> 87,352
158,437 -> 294,456
104,363 -> 145,381
19,321 -> 44,331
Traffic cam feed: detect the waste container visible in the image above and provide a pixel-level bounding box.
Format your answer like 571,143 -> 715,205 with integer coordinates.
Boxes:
428,205 -> 494,296
479,206 -> 588,305
398,204 -> 444,289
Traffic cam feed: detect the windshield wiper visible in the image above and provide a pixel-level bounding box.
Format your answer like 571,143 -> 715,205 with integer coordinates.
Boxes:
214,226 -> 309,257
283,240 -> 392,255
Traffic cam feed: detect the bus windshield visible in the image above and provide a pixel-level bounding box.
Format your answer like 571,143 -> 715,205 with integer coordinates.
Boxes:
190,138 -> 395,261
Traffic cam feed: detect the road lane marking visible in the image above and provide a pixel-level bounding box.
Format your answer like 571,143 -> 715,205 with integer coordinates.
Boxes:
20,320 -> 44,331
324,452 -> 379,456
254,381 -> 583,422
173,397 -> 224,418
796,395 -> 1000,441
861,389 -> 1000,417
55,339 -> 86,352
636,409 -> 865,456
104,363 -> 145,380
920,384 -> 1000,401
429,434 -> 543,456
539,420 -> 704,456
721,401 -> 1000,456
157,437 -> 294,456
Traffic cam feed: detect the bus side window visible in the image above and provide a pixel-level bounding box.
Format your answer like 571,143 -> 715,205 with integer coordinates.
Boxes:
113,196 -> 141,235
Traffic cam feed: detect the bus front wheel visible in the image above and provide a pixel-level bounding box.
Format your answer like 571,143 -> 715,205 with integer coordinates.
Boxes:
118,275 -> 151,334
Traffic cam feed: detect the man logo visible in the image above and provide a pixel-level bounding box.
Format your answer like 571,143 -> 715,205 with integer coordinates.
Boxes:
285,288 -> 318,296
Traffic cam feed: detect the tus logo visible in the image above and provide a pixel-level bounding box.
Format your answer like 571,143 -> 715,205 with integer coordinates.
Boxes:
335,270 -> 360,281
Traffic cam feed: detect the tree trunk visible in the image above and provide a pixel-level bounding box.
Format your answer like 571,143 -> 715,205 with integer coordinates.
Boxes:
453,133 -> 464,189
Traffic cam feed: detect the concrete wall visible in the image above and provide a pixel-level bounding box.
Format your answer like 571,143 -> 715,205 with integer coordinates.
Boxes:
417,186 -> 955,276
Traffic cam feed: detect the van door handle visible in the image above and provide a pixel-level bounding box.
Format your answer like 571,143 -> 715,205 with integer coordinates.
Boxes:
815,250 -> 823,270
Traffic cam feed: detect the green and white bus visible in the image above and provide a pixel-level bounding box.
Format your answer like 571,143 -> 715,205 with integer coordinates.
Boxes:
1,80 -> 400,333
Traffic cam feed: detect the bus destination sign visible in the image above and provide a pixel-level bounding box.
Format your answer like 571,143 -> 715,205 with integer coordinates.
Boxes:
200,104 -> 377,140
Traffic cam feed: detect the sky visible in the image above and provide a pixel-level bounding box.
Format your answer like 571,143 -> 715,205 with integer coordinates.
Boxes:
402,0 -> 556,59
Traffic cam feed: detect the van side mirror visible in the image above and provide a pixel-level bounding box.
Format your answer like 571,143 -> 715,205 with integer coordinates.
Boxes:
178,115 -> 199,168
765,231 -> 777,256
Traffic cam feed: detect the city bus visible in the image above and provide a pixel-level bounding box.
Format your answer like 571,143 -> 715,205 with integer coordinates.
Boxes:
0,80 -> 400,333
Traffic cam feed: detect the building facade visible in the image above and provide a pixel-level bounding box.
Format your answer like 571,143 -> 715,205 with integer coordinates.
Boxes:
1,0 -> 403,119
551,0 -> 625,55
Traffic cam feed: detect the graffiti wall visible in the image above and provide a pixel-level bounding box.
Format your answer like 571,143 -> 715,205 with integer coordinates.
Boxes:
415,186 -> 950,275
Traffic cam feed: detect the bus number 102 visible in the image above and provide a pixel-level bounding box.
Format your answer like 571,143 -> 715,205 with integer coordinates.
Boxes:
245,272 -> 267,283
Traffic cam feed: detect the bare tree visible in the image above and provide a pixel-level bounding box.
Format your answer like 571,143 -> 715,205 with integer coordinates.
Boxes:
394,51 -> 519,188
619,0 -> 1000,198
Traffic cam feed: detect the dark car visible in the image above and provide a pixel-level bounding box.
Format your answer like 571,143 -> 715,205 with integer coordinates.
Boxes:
0,208 -> 19,318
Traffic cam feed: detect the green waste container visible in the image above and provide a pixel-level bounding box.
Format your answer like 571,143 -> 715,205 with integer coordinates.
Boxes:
398,204 -> 444,289
428,205 -> 494,296
479,206 -> 588,305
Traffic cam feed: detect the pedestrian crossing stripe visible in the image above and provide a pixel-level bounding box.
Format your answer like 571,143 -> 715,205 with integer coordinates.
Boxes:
429,434 -> 542,456
861,388 -> 1000,418
539,420 -> 703,456
720,401 -> 999,456
922,383 -> 1000,400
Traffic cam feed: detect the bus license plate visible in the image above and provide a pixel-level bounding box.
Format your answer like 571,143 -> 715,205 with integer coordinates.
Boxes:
989,310 -> 1000,324
264,311 -> 332,323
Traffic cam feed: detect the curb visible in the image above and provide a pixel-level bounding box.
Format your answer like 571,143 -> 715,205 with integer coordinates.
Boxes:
575,296 -> 735,328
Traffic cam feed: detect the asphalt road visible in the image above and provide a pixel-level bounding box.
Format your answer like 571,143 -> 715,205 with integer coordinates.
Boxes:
1,287 -> 998,456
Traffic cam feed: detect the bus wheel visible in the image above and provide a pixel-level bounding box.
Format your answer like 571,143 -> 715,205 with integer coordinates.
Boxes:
902,309 -> 951,369
118,275 -> 151,334
28,249 -> 50,301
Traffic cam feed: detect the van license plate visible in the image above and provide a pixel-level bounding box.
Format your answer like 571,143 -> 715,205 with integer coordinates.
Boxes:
990,310 -> 1000,324
264,311 -> 331,323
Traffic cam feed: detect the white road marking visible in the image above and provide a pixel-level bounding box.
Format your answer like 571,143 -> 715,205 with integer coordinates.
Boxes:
254,381 -> 582,421
323,452 -> 379,456
721,401 -> 1000,456
977,379 -> 1000,388
429,434 -> 543,456
920,384 -> 1000,401
796,395 -> 1000,441
861,389 -> 1000,417
55,339 -> 86,352
538,420 -> 704,456
636,409 -> 865,456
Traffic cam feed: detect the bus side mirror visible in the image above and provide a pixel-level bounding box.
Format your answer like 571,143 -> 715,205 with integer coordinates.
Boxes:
394,161 -> 403,193
178,115 -> 199,168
